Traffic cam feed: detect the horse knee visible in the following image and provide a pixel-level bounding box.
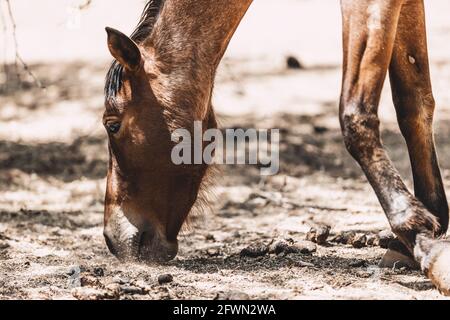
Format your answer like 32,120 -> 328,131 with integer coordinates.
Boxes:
340,100 -> 381,160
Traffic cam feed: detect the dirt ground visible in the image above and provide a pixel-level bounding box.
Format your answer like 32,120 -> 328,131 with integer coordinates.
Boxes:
1,0 -> 450,300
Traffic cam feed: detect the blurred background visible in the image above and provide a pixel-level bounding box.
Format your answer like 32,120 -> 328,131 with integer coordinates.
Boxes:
1,0 -> 450,300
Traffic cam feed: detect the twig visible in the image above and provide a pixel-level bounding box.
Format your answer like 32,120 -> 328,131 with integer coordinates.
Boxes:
288,203 -> 348,212
4,0 -> 43,88
252,190 -> 348,212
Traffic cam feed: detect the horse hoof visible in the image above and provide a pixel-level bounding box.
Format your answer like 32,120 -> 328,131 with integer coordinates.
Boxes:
379,249 -> 419,269
427,247 -> 450,296
379,240 -> 419,270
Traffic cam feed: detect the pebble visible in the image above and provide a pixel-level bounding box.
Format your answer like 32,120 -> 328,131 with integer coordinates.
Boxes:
295,241 -> 317,255
80,275 -> 102,287
245,197 -> 268,210
378,230 -> 395,249
158,274 -> 174,285
93,267 -> 105,277
270,241 -> 291,255
313,125 -> 329,134
67,265 -> 81,276
240,243 -> 269,258
330,232 -> 355,245
286,56 -> 304,70
120,285 -> 146,295
206,248 -> 221,257
67,265 -> 81,288
296,260 -> 315,268
349,260 -> 367,268
232,231 -> 241,238
134,280 -> 151,292
112,275 -> 129,285
72,287 -> 118,300
105,283 -> 121,297
270,240 -> 316,255
306,226 -> 330,245
0,241 -> 10,250
351,234 -> 367,249
365,234 -> 378,246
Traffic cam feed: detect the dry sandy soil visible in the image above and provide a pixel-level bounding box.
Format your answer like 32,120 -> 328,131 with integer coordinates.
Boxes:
1,0 -> 450,300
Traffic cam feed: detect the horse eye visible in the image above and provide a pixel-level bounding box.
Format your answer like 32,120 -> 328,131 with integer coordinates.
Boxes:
106,122 -> 121,134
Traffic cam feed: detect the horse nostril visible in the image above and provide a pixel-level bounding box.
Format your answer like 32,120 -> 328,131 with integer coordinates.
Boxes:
104,232 -> 117,255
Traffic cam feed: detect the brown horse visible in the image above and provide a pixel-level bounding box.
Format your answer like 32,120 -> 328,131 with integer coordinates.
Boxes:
103,0 -> 450,295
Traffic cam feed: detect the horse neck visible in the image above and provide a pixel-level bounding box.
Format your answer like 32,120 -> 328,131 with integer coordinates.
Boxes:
146,0 -> 253,122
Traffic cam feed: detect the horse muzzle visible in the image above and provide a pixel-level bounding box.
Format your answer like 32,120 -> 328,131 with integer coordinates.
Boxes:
103,209 -> 178,263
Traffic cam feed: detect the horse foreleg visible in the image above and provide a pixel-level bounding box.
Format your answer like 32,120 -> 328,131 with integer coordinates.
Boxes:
389,0 -> 449,233
340,0 -> 450,295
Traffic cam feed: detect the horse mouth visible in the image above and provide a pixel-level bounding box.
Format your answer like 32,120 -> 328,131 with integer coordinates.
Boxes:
104,212 -> 178,263
137,231 -> 178,263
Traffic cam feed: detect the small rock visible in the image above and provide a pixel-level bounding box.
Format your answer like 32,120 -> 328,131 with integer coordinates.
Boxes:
205,234 -> 216,241
269,240 -> 315,255
67,265 -> 81,288
378,230 -> 395,249
286,56 -> 304,70
245,197 -> 268,210
295,241 -> 317,255
0,234 -> 11,241
105,283 -> 121,297
313,125 -> 329,134
120,285 -> 146,295
112,275 -> 129,285
0,241 -> 10,250
158,274 -> 174,285
206,248 -> 221,257
133,280 -> 151,292
349,260 -> 367,268
366,234 -> 378,246
214,291 -> 250,300
356,270 -> 376,279
330,232 -> 355,245
306,226 -> 330,245
67,265 -> 81,276
296,260 -> 315,268
269,241 -> 290,255
51,229 -> 62,236
80,275 -> 102,287
240,243 -> 269,258
232,231 -> 241,238
93,267 -> 105,277
72,287 -> 115,300
351,234 -> 367,249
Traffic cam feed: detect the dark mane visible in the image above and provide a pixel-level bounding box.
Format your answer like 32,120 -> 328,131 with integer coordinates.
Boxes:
105,0 -> 164,99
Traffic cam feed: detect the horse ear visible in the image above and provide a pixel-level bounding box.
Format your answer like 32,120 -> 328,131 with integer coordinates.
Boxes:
105,27 -> 141,72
